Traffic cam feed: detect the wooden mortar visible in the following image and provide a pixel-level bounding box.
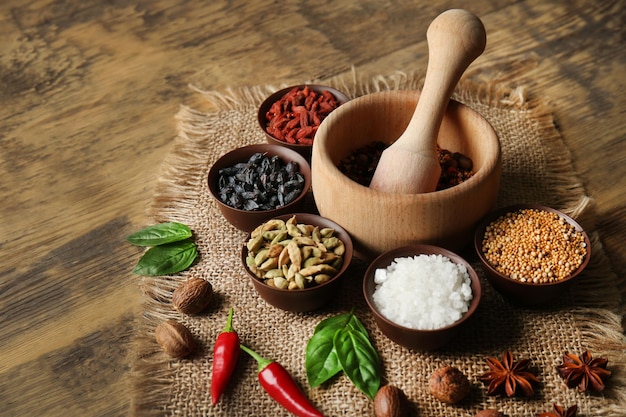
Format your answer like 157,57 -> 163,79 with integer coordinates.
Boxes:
311,90 -> 501,259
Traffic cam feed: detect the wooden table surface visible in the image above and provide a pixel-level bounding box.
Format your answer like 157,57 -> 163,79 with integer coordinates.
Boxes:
1,0 -> 624,416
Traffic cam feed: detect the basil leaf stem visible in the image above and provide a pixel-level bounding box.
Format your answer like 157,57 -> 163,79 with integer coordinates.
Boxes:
126,222 -> 192,246
132,241 -> 198,276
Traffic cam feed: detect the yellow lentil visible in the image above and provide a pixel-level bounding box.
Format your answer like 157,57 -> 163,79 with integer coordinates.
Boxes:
481,208 -> 587,283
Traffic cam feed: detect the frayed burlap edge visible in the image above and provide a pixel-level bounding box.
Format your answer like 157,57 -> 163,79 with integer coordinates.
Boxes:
129,70 -> 626,416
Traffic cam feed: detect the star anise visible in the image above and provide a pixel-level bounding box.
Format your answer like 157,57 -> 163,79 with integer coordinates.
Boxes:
556,350 -> 611,392
537,403 -> 577,417
480,350 -> 540,397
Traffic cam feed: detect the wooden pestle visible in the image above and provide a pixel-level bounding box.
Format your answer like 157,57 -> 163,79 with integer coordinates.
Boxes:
369,9 -> 486,194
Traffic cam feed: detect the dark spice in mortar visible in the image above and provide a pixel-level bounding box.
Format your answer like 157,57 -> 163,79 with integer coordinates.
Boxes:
217,152 -> 305,211
338,141 -> 474,190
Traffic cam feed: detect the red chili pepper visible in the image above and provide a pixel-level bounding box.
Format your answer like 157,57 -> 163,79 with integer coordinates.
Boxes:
240,344 -> 325,417
210,308 -> 240,405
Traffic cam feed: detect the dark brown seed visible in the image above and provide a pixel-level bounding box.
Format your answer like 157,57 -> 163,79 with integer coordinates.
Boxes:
428,366 -> 471,404
455,152 -> 474,171
374,385 -> 409,417
172,277 -> 213,315
155,320 -> 196,358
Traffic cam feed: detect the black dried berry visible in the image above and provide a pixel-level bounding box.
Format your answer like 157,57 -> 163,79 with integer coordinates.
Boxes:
217,152 -> 305,211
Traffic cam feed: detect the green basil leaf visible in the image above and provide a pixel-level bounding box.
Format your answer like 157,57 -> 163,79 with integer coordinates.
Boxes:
305,325 -> 343,388
132,241 -> 198,276
333,327 -> 381,400
313,310 -> 368,337
346,313 -> 369,338
306,311 -> 380,395
313,312 -> 353,334
126,222 -> 192,246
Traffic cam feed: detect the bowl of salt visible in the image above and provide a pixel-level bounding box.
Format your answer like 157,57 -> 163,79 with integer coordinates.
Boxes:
363,244 -> 481,351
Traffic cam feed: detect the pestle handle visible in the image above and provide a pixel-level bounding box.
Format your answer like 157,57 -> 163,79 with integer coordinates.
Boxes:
369,9 -> 486,194
395,9 -> 486,152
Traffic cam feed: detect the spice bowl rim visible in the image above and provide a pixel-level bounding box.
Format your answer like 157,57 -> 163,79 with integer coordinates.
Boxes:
257,84 -> 350,156
362,244 -> 482,350
207,143 -> 312,232
240,212 -> 354,311
473,203 -> 591,289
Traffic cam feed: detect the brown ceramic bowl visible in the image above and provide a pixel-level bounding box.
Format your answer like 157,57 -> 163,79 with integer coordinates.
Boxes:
207,144 -> 312,232
258,84 -> 350,160
311,90 -> 501,260
363,244 -> 481,351
474,204 -> 591,305
241,213 -> 354,312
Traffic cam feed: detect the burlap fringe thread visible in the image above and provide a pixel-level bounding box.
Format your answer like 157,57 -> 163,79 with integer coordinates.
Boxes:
130,71 -> 626,416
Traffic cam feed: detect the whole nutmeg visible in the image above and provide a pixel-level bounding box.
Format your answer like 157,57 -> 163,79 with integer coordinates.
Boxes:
475,410 -> 505,417
374,385 -> 409,417
428,366 -> 471,404
155,319 -> 196,358
172,277 -> 213,314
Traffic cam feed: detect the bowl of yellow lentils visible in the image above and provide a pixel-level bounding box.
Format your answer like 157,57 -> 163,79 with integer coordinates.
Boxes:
474,204 -> 591,305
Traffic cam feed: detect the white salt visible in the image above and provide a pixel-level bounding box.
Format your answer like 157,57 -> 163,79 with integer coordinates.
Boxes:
372,254 -> 473,330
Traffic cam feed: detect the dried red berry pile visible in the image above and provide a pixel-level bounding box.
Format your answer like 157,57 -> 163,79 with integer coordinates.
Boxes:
264,86 -> 341,145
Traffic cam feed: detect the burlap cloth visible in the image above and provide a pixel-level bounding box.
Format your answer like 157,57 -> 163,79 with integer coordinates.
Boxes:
130,72 -> 626,416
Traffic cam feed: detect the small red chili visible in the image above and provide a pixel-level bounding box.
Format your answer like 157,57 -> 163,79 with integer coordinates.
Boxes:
240,344 -> 325,417
210,308 -> 240,405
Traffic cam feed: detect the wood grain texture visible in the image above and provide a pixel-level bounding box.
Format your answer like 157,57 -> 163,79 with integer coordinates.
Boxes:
1,0 -> 623,416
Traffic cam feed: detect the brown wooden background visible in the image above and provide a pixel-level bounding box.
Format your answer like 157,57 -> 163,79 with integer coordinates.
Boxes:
1,1 -> 624,416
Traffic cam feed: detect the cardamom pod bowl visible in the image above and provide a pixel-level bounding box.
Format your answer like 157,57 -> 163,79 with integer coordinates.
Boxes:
208,144 -> 312,232
473,204 -> 591,305
311,90 -> 501,260
363,244 -> 482,351
241,213 -> 354,312
258,84 -> 350,160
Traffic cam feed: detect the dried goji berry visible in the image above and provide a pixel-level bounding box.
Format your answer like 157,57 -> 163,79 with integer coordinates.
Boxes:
264,86 -> 341,145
